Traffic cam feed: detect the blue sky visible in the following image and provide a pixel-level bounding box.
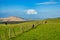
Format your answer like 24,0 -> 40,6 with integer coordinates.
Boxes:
0,0 -> 60,20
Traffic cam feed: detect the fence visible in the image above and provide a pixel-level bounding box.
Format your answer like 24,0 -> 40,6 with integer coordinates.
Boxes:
0,21 -> 42,40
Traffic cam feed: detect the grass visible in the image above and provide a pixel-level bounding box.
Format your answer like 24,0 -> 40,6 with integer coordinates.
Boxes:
11,24 -> 60,40
0,20 -> 41,40
0,18 -> 60,40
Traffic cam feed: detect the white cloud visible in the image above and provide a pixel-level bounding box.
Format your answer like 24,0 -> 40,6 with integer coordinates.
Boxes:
26,9 -> 38,14
36,2 -> 58,5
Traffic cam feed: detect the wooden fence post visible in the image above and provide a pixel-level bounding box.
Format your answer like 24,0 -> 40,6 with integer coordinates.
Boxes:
0,34 -> 2,40
9,28 -> 11,38
32,24 -> 35,28
21,27 -> 24,33
12,28 -> 16,37
4,28 -> 9,40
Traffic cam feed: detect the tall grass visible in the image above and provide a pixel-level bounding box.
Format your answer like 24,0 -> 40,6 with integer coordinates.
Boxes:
0,19 -> 60,40
0,21 -> 41,40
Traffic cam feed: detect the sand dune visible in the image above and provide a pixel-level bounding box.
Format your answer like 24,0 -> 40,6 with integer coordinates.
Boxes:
0,16 -> 25,21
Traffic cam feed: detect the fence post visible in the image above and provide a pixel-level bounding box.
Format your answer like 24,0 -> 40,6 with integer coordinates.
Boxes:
9,28 -> 11,39
12,28 -> 16,37
21,27 -> 24,33
0,34 -> 2,40
32,24 -> 35,28
4,28 -> 9,40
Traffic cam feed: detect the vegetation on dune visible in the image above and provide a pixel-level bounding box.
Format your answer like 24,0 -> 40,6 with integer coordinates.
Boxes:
0,20 -> 41,40
12,24 -> 60,40
0,18 -> 60,40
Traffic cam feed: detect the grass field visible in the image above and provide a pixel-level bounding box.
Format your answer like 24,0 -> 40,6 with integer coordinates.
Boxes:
0,18 -> 60,40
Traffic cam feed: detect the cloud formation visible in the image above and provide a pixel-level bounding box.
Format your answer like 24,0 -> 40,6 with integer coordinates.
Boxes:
36,2 -> 58,5
26,9 -> 38,14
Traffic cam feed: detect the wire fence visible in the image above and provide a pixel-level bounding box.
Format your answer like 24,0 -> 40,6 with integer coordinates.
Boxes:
0,21 -> 42,40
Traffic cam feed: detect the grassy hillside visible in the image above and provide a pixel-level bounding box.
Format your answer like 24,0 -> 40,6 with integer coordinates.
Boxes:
0,20 -> 41,40
11,24 -> 60,40
0,18 -> 60,40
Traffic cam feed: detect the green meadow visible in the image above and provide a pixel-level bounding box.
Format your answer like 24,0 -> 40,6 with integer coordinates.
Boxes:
0,18 -> 60,40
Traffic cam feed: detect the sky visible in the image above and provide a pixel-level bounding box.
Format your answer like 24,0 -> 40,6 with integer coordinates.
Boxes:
0,0 -> 60,20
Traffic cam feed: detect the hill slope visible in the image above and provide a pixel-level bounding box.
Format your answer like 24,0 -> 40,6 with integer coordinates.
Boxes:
0,16 -> 25,21
0,18 -> 60,40
10,18 -> 60,40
